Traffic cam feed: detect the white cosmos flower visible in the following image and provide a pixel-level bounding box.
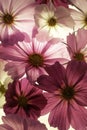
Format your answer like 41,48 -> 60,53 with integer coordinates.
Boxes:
70,0 -> 87,30
0,59 -> 13,108
34,2 -> 74,40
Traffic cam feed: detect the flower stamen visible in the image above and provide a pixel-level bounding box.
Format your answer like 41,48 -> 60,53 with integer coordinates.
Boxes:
18,95 -> 28,107
73,52 -> 84,61
29,54 -> 44,67
47,17 -> 57,26
61,86 -> 75,100
84,15 -> 87,27
0,82 -> 6,94
3,13 -> 14,25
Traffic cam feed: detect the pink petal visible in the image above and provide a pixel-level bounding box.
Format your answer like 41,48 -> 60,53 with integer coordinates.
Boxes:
74,74 -> 87,106
41,92 -> 61,115
70,100 -> 87,130
36,74 -> 58,93
76,29 -> 87,50
67,32 -> 77,54
66,60 -> 87,86
48,100 -> 70,130
5,61 -> 26,79
67,29 -> 87,56
44,62 -> 66,86
2,114 -> 47,130
55,6 -> 74,28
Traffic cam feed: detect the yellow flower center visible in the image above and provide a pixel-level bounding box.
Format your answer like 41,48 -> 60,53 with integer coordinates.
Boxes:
3,13 -> 14,25
48,17 -> 57,26
29,54 -> 44,67
0,82 -> 6,94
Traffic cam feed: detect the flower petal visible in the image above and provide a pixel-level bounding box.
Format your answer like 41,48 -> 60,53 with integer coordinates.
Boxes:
66,60 -> 87,86
48,100 -> 70,130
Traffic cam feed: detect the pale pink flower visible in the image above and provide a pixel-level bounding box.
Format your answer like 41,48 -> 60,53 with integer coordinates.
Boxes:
0,0 -> 35,44
34,2 -> 74,40
67,28 -> 87,62
0,114 -> 47,130
0,36 -> 68,82
4,78 -> 47,119
36,60 -> 87,130
70,0 -> 87,30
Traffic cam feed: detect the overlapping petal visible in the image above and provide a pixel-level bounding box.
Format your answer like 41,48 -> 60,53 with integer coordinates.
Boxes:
4,78 -> 47,119
0,114 -> 47,130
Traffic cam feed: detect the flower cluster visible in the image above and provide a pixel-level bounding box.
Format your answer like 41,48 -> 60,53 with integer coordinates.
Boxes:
0,0 -> 87,130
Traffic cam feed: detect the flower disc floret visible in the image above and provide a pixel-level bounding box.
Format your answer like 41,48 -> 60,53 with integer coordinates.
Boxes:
73,52 -> 84,61
61,86 -> 75,100
3,13 -> 14,25
48,17 -> 57,26
29,53 -> 44,67
84,15 -> 87,26
0,83 -> 6,94
18,95 -> 28,108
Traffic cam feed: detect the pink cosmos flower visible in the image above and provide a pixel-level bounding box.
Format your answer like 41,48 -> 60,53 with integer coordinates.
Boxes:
67,28 -> 87,62
0,0 -> 35,44
34,2 -> 74,41
4,78 -> 47,119
36,60 -> 87,130
0,114 -> 47,130
0,36 -> 68,83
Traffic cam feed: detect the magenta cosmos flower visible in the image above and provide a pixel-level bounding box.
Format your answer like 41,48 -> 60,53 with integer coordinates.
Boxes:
36,60 -> 87,130
3,78 -> 47,119
35,0 -> 49,4
0,114 -> 47,130
0,37 -> 68,82
35,0 -> 69,7
51,0 -> 69,7
67,28 -> 87,62
0,0 -> 35,44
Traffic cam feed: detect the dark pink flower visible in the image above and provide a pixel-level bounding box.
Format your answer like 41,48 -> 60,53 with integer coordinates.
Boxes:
35,0 -> 49,4
35,0 -> 69,7
0,37 -> 68,82
36,60 -> 87,130
4,78 -> 47,119
67,28 -> 87,62
51,0 -> 69,8
0,114 -> 47,130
